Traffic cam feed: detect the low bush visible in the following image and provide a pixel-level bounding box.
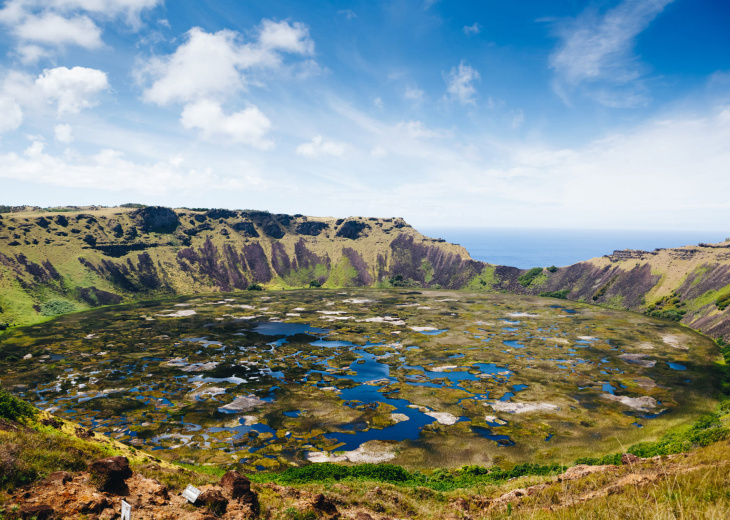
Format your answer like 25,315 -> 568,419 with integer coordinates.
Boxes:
649,309 -> 686,322
577,413 -> 730,464
39,299 -> 76,316
247,283 -> 264,291
716,293 -> 730,311
0,389 -> 36,422
518,267 -> 543,287
539,289 -> 569,299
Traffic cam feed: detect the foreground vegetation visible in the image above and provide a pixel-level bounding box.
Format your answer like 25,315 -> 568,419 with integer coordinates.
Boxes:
2,386 -> 730,518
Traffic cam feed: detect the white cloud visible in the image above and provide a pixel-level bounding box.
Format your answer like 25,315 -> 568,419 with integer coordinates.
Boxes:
180,99 -> 274,150
36,66 -> 109,115
258,19 -> 313,55
550,0 -> 674,107
142,28 -> 246,105
296,135 -> 348,158
49,0 -> 162,26
0,140 -> 242,195
0,0 -> 161,60
0,97 -> 23,133
338,9 -> 357,20
373,97 -> 383,109
15,12 -> 103,49
463,23 -> 480,35
54,123 -> 73,143
141,21 -> 314,105
16,44 -> 50,64
404,86 -> 425,106
444,61 -> 480,105
395,121 -> 448,140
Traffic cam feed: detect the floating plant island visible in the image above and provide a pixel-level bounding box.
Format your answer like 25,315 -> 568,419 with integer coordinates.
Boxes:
0,289 -> 720,472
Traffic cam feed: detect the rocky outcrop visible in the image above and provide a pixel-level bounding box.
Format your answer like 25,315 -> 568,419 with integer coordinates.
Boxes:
131,206 -> 180,233
88,456 -> 132,492
2,205 -> 730,342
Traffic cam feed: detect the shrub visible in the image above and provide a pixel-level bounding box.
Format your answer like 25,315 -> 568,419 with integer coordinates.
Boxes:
0,389 -> 37,422
539,290 -> 569,299
649,309 -> 686,322
308,280 -> 322,288
716,293 -> 730,311
518,267 -> 543,287
247,283 -> 263,291
547,265 -> 558,273
39,299 -> 76,316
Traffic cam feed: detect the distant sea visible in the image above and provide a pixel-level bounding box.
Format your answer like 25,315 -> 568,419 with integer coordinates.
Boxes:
419,228 -> 730,269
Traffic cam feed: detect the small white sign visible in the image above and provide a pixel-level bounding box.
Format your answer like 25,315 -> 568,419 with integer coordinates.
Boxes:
121,500 -> 131,520
182,484 -> 201,504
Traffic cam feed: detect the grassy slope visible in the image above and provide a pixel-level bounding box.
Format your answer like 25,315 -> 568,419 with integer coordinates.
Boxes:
0,207 -> 472,329
2,393 -> 730,519
2,206 -> 730,343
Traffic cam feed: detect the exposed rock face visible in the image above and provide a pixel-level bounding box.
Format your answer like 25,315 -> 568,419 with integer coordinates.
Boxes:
3,205 -> 730,341
19,504 -> 55,519
220,471 -> 259,514
131,206 -> 180,233
297,493 -> 339,519
336,219 -> 370,239
296,221 -> 329,236
197,489 -> 228,515
88,456 -> 132,492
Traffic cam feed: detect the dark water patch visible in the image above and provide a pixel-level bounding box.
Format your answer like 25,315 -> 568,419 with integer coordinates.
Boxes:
472,426 -> 515,446
252,322 -> 330,336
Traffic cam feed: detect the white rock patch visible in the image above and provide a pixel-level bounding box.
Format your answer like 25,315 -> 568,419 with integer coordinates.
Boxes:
409,326 -> 438,332
508,312 -> 539,318
360,316 -> 406,326
157,309 -> 197,318
488,402 -> 560,414
307,441 -> 396,463
602,394 -> 658,412
428,365 -> 458,372
425,412 -> 459,425
619,353 -> 656,368
391,413 -> 409,424
219,396 -> 266,412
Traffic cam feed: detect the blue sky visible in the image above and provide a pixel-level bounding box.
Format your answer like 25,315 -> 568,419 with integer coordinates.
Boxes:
0,0 -> 729,230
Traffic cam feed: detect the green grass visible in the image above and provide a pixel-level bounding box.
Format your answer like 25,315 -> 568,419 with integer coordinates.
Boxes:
518,267 -> 544,287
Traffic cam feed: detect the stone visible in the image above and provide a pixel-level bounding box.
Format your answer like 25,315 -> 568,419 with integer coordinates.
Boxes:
453,497 -> 470,511
297,493 -> 339,519
20,504 -> 55,520
197,489 -> 228,515
88,456 -> 133,493
220,470 -> 250,498
48,471 -> 73,485
75,427 -> 95,439
621,453 -> 642,465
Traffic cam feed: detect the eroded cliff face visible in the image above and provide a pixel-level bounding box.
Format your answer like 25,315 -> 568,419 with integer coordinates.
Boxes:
486,245 -> 730,341
0,207 -> 476,327
1,206 -> 729,341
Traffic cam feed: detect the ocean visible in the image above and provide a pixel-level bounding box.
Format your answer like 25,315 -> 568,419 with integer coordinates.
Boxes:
418,228 -> 730,269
